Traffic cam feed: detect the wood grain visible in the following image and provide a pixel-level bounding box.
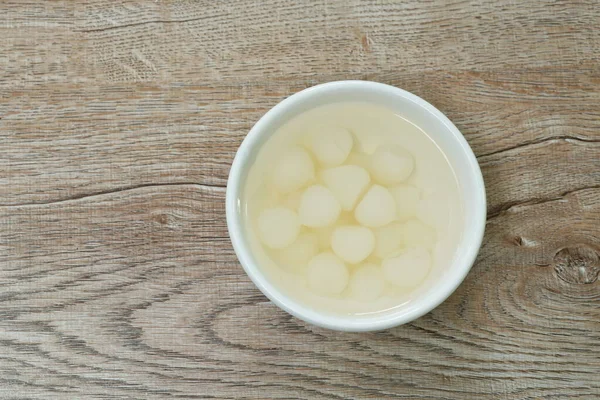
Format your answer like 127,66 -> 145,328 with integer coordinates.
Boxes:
1,0 -> 600,399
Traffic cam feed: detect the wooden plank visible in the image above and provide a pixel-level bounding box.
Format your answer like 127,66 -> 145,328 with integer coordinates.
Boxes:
75,1 -> 600,83
2,67 -> 599,206
3,1 -> 600,88
1,185 -> 599,399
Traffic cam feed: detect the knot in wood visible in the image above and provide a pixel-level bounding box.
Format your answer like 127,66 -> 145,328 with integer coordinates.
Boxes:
152,213 -> 169,225
553,245 -> 600,284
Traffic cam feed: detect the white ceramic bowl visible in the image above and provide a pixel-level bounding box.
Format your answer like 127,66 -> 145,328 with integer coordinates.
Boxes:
226,81 -> 486,332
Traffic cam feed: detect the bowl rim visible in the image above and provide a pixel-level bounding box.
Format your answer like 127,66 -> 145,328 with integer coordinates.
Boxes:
226,80 -> 486,332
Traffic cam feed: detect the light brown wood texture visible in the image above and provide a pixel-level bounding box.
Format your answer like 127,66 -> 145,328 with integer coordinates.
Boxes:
1,1 -> 600,399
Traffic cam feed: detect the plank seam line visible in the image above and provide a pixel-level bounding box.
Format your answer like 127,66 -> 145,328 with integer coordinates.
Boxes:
0,182 -> 226,208
487,184 -> 600,220
477,135 -> 600,159
78,16 -> 215,33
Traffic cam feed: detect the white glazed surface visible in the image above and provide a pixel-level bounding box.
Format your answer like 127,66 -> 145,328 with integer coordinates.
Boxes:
226,81 -> 486,332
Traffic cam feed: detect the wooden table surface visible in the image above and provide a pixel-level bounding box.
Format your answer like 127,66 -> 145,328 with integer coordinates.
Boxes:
2,1 -> 600,399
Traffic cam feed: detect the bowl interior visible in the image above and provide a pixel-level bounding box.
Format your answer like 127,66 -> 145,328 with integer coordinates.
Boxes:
227,81 -> 486,331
